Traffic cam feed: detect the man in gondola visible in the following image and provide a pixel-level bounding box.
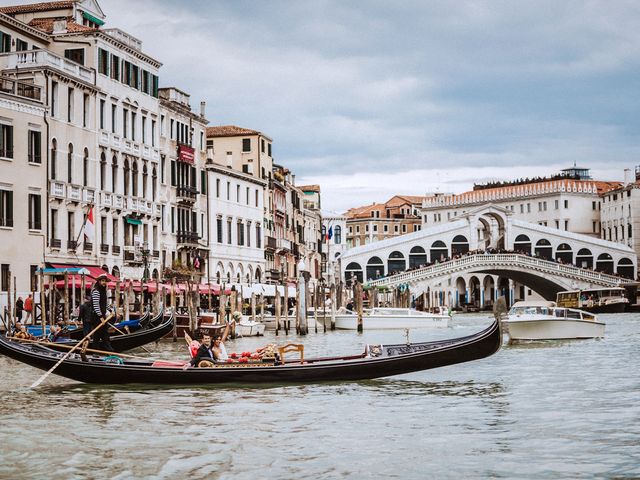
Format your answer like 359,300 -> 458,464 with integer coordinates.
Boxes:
183,334 -> 215,369
91,274 -> 113,351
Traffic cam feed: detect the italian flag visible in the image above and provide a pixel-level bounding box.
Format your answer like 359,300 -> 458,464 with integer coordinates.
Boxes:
84,207 -> 95,242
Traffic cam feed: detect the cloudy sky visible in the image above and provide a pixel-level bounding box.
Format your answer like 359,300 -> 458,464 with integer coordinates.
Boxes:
69,1 -> 640,210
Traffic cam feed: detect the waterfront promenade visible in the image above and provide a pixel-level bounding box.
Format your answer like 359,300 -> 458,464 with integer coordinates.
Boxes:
1,313 -> 639,479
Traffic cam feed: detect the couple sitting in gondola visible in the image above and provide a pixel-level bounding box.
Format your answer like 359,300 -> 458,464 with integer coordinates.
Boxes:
183,321 -> 233,369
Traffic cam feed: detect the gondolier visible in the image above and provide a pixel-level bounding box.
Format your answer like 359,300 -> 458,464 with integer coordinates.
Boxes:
91,274 -> 113,351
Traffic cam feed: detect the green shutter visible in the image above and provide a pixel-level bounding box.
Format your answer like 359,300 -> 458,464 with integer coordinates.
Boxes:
125,216 -> 142,225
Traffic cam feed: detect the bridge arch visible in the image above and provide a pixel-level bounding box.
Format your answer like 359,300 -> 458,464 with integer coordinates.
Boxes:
575,248 -> 593,269
514,234 -> 532,255
430,240 -> 448,263
534,238 -> 553,260
596,253 -> 614,274
388,251 -> 406,274
555,243 -> 573,264
366,256 -> 384,281
409,246 -> 427,269
451,235 -> 469,256
617,258 -> 635,279
345,262 -> 363,284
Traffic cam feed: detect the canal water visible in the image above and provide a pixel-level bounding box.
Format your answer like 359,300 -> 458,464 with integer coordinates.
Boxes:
1,313 -> 639,479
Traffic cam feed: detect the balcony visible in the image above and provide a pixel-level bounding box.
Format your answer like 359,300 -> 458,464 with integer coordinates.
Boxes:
124,246 -> 142,264
177,230 -> 200,247
113,194 -> 124,210
112,245 -> 121,255
82,188 -> 96,204
0,76 -> 42,101
277,238 -> 292,251
265,236 -> 277,250
100,243 -> 109,254
268,268 -> 280,280
176,185 -> 197,203
152,250 -> 159,258
49,238 -> 61,249
67,185 -> 81,202
67,240 -> 78,250
3,50 -> 94,84
101,191 -> 112,208
83,242 -> 93,252
50,181 -> 65,199
153,204 -> 162,217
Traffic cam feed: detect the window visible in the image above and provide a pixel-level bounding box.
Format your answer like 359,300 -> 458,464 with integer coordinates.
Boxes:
564,220 -> 569,230
246,223 -> 251,247
267,143 -> 272,156
383,224 -> 388,232
170,207 -> 175,233
242,138 -> 251,152
123,108 -> 128,138
112,218 -> 118,245
592,201 -> 597,210
67,88 -> 74,122
83,94 -> 89,128
394,225 -> 399,233
99,100 -> 105,129
111,104 -> 116,133
151,120 -> 156,147
216,178 -> 220,198
67,143 -> 73,183
51,139 -> 57,179
564,200 -> 569,209
28,193 -> 41,230
227,182 -> 230,200
83,148 -> 89,186
238,221 -> 244,246
50,209 -> 58,241
334,226 -> 342,244
0,189 -> 13,227
98,48 -> 109,75
227,218 -> 232,245
256,224 -> 261,248
0,30 -> 10,53
64,48 -> 84,65
131,112 -> 136,141
0,124 -> 13,159
520,204 -> 524,214
30,265 -> 38,292
111,156 -> 117,192
201,171 -> 207,194
236,185 -> 240,202
217,218 -> 223,243
554,199 -> 559,210
170,160 -> 176,186
255,189 -> 259,207
51,81 -> 58,117
0,264 -> 9,292
16,38 -> 28,51
100,153 -> 106,189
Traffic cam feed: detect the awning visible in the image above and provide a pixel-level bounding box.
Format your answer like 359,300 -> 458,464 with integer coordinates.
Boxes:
82,11 -> 105,26
125,217 -> 142,225
47,263 -> 117,289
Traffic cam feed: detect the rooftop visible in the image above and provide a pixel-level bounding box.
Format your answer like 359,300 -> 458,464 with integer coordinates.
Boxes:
206,125 -> 263,138
28,16 -> 97,33
0,1 -> 74,14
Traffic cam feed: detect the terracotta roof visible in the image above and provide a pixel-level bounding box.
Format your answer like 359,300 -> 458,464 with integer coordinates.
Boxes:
299,184 -> 321,193
386,195 -> 426,207
0,1 -> 74,14
206,125 -> 262,137
28,16 -> 97,33
344,203 -> 384,219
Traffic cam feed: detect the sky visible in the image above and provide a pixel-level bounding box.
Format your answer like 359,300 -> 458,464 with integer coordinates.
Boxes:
22,0 -> 640,212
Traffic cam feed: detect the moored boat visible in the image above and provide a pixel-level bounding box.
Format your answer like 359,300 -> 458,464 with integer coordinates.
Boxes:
0,318 -> 502,385
334,307 -> 450,330
235,318 -> 266,337
556,287 -> 629,313
505,301 -> 605,341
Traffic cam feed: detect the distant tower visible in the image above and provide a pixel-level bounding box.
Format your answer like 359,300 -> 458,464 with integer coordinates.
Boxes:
561,163 -> 592,180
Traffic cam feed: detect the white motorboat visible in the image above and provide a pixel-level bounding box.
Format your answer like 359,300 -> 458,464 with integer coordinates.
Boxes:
235,319 -> 266,337
334,307 -> 450,330
505,301 -> 605,341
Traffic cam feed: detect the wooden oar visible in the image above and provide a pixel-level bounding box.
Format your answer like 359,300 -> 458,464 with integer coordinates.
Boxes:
8,336 -> 147,360
29,313 -> 115,388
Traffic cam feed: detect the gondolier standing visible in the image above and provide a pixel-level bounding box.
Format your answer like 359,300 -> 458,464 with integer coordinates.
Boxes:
91,274 -> 113,351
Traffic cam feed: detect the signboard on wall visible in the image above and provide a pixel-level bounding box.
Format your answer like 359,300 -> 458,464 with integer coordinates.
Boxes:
178,145 -> 195,164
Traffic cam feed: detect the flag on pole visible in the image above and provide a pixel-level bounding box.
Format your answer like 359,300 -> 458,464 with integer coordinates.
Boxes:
84,206 -> 95,242
328,226 -> 333,241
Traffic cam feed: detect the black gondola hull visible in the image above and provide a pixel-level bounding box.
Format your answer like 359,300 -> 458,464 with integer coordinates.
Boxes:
0,319 -> 501,385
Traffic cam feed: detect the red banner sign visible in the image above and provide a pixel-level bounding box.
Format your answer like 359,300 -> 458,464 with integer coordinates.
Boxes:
178,145 -> 195,164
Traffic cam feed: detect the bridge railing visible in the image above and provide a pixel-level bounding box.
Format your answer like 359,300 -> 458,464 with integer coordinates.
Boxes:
365,253 -> 633,287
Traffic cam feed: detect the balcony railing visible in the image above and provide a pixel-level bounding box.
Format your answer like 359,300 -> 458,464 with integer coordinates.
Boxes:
277,238 -> 291,251
112,245 -> 121,255
152,250 -> 159,258
176,185 -> 198,202
177,230 -> 200,245
101,191 -> 112,207
67,185 -> 81,202
50,238 -> 61,249
82,188 -> 96,204
49,181 -> 65,198
83,242 -> 93,252
265,236 -> 277,250
100,243 -> 109,254
3,50 -> 94,83
67,240 -> 78,250
0,76 -> 42,101
113,194 -> 124,210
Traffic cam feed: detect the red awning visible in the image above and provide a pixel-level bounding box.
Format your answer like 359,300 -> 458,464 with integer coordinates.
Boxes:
48,263 -> 117,287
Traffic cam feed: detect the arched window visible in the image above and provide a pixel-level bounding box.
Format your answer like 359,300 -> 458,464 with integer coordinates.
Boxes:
123,159 -> 130,196
366,256 -> 384,280
576,248 -> 593,269
100,152 -> 106,190
409,246 -> 427,268
345,262 -> 363,284
152,166 -> 157,201
255,268 -> 261,282
334,225 -> 342,244
534,238 -> 552,260
430,240 -> 448,262
451,235 -> 469,256
617,258 -> 635,279
111,266 -> 120,278
555,243 -> 573,264
67,143 -> 73,183
142,163 -> 148,199
387,251 -> 406,274
83,148 -> 89,186
50,139 -> 57,180
596,253 -> 614,274
111,155 -> 118,193
513,234 -> 532,255
132,160 -> 138,197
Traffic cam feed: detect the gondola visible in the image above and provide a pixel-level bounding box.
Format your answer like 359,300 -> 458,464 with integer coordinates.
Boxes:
29,308 -> 173,353
27,310 -> 152,339
0,318 -> 501,385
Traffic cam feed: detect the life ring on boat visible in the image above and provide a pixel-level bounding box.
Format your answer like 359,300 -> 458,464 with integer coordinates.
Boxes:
103,355 -> 124,365
197,359 -> 215,368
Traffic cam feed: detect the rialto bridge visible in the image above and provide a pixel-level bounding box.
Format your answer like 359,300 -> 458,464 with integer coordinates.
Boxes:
340,205 -> 636,307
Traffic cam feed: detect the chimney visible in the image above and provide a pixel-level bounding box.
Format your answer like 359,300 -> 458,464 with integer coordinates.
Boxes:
624,168 -> 633,185
635,166 -> 640,182
200,101 -> 206,118
52,18 -> 68,34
